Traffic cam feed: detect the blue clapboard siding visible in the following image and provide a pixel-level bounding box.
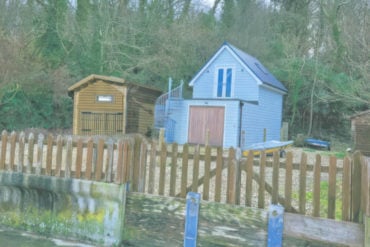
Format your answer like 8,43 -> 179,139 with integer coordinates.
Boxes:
167,94 -> 283,148
242,87 -> 283,147
192,49 -> 259,101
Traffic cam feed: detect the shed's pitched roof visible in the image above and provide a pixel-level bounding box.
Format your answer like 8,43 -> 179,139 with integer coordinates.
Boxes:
68,74 -> 162,96
189,42 -> 287,93
350,109 -> 370,119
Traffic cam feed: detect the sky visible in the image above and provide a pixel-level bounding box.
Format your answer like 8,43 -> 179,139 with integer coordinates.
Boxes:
201,0 -> 272,7
203,0 -> 215,6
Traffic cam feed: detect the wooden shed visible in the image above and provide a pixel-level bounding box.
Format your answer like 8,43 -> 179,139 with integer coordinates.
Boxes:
68,74 -> 162,136
350,110 -> 370,156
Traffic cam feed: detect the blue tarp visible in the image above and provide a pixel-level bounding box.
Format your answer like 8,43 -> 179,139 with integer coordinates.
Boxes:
304,138 -> 331,150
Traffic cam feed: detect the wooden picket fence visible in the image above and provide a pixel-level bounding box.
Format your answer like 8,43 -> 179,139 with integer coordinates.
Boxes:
0,130 -> 142,186
0,130 -> 369,223
145,142 -> 369,223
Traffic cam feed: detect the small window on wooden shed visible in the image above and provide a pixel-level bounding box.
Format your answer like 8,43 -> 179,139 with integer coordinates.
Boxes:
96,95 -> 114,103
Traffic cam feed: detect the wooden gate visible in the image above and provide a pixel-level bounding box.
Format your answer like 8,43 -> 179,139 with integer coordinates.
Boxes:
188,106 -> 224,146
80,111 -> 123,135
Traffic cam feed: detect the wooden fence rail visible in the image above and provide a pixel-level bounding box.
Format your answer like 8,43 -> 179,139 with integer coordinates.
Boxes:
144,141 -> 367,223
0,130 -> 368,223
0,130 -> 143,185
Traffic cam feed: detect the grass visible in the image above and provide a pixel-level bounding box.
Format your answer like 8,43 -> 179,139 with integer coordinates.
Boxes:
302,147 -> 347,159
292,180 -> 343,220
302,136 -> 353,158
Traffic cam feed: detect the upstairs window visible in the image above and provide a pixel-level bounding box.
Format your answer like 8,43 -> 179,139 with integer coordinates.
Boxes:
216,67 -> 233,98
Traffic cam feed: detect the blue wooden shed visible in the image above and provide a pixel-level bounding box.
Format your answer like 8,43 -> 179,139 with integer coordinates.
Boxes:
154,42 -> 287,149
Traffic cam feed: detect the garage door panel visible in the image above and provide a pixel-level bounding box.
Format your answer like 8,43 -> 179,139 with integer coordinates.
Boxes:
207,108 -> 224,146
188,107 -> 205,144
188,106 -> 224,146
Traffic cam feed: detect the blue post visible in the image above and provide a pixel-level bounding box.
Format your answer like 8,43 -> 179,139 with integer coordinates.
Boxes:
126,182 -> 130,192
184,192 -> 201,247
168,77 -> 172,98
267,204 -> 284,247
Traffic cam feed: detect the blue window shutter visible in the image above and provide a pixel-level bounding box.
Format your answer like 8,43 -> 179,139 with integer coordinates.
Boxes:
226,68 -> 232,97
217,69 -> 223,97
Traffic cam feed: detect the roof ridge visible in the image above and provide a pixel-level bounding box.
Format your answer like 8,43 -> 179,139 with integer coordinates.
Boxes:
224,43 -> 287,92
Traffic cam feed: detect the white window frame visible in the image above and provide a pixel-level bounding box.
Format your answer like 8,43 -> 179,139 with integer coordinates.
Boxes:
96,95 -> 114,103
213,66 -> 235,98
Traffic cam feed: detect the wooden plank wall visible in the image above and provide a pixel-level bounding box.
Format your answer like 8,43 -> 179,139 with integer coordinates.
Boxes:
74,81 -> 125,135
126,86 -> 162,135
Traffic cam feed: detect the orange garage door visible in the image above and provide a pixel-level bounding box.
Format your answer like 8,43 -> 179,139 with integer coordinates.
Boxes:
188,106 -> 225,146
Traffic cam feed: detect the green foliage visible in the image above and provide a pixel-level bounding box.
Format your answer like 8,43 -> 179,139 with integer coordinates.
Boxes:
275,56 -> 353,140
302,148 -> 347,159
0,0 -> 369,138
0,83 -> 72,131
34,0 -> 69,68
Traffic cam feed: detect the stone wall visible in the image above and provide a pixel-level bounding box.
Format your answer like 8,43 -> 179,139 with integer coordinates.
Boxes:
123,193 -> 358,247
0,171 -> 126,246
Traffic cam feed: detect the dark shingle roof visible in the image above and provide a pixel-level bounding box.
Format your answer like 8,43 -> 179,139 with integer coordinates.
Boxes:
225,42 -> 287,92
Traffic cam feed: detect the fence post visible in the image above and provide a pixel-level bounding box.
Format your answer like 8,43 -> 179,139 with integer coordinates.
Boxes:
184,192 -> 201,247
235,147 -> 242,205
55,135 -> 63,177
148,141 -> 157,194
95,138 -> 105,181
170,143 -> 178,196
227,148 -> 236,204
181,144 -> 190,198
0,130 -> 7,170
64,136 -> 73,179
9,131 -> 16,171
35,133 -> 44,175
132,135 -> 144,192
159,128 -> 165,147
105,139 -> 114,183
202,145 -> 211,200
85,137 -> 94,180
271,152 -> 280,205
27,132 -> 34,174
158,141 -> 167,195
17,132 -> 25,173
351,151 -> 362,222
363,155 -> 370,246
137,141 -> 147,192
267,204 -> 284,247
45,134 -> 54,176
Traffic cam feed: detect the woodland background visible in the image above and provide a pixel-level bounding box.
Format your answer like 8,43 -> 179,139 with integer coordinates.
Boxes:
0,0 -> 369,144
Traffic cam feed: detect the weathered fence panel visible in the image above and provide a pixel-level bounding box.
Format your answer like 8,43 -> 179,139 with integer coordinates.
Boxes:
142,141 -> 369,224
352,151 -> 363,222
0,130 -> 369,226
0,131 -> 141,184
